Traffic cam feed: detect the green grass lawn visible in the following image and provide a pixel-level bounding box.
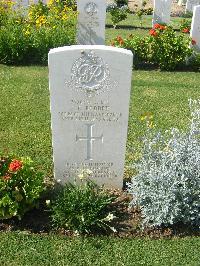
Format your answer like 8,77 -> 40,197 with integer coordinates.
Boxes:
0,233 -> 199,266
0,14 -> 199,265
105,14 -> 191,42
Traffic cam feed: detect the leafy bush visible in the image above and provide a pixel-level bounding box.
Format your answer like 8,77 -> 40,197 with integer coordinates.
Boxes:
107,3 -> 129,28
180,19 -> 191,33
50,171 -> 116,234
112,24 -> 198,70
0,155 -> 44,219
0,0 -> 77,65
128,99 -> 200,228
114,0 -> 128,7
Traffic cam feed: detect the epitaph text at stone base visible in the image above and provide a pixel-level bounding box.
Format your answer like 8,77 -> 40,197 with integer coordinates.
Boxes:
49,45 -> 133,188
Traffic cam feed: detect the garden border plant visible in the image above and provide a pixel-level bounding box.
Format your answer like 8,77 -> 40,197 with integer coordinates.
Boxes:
0,155 -> 45,220
111,23 -> 200,71
49,170 -> 117,235
0,0 -> 77,65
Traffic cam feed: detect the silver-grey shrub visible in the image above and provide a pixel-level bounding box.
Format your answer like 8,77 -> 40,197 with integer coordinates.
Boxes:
128,99 -> 200,228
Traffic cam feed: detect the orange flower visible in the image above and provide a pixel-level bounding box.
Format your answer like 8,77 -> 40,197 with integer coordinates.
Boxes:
9,159 -> 23,172
182,28 -> 189,33
159,25 -> 166,31
149,29 -> 158,37
191,39 -> 196,45
116,36 -> 124,46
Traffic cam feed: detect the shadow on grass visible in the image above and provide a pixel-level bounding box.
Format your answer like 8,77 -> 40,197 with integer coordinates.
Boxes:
0,194 -> 199,239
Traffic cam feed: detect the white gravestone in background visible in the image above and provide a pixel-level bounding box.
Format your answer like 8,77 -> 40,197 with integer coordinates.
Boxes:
186,0 -> 200,12
49,45 -> 133,188
153,0 -> 172,26
77,0 -> 106,45
190,5 -> 200,51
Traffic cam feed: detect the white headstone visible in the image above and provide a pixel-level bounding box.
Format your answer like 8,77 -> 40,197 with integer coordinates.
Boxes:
153,0 -> 172,26
190,5 -> 200,51
186,0 -> 200,12
49,45 -> 133,188
77,0 -> 106,45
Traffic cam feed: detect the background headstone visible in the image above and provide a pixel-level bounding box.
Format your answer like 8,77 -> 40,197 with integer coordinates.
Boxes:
77,0 -> 106,45
153,0 -> 172,25
190,5 -> 200,51
49,45 -> 133,188
186,0 -> 200,12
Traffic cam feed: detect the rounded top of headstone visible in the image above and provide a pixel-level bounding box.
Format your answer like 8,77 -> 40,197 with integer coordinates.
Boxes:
49,45 -> 133,57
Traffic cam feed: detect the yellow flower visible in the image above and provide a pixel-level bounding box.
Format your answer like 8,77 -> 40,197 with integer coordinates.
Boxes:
140,112 -> 154,121
25,30 -> 30,36
62,14 -> 68,21
36,15 -> 47,27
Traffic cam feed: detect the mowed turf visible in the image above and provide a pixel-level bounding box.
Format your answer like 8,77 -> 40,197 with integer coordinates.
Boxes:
0,232 -> 199,266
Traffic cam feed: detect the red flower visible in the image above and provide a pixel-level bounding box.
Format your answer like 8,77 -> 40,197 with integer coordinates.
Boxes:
149,29 -> 158,37
9,159 -> 23,172
191,39 -> 196,45
182,28 -> 190,33
2,174 -> 11,181
154,23 -> 161,29
154,24 -> 166,31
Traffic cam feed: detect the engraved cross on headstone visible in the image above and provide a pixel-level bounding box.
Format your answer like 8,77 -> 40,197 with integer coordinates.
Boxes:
76,124 -> 103,160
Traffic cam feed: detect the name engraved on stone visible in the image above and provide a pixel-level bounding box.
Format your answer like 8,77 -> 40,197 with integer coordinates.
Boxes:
76,123 -> 103,160
66,51 -> 113,97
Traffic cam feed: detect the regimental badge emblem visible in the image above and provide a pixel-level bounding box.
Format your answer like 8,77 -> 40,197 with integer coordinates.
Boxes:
84,2 -> 98,16
66,51 -> 112,97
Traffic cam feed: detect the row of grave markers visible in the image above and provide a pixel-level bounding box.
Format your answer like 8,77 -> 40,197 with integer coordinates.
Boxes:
12,0 -> 200,51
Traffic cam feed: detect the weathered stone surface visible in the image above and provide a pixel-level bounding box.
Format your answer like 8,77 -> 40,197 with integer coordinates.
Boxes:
49,45 -> 133,188
190,5 -> 200,51
77,0 -> 106,45
186,0 -> 200,12
153,0 -> 172,25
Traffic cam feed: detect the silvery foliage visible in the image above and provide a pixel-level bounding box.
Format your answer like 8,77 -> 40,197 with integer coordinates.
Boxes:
128,99 -> 200,228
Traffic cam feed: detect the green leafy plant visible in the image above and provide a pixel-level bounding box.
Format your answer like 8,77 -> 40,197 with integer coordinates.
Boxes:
107,3 -> 129,29
0,155 -> 45,219
112,24 -> 197,70
0,0 -> 77,65
135,1 -> 150,27
50,170 -> 116,234
180,19 -> 191,33
114,0 -> 128,7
